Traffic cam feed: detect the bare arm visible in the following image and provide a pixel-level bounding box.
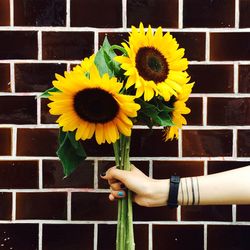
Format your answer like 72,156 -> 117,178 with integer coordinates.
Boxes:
101,165 -> 250,207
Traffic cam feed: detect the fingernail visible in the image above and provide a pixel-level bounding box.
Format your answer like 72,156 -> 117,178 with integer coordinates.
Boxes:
118,191 -> 124,197
100,172 -> 106,177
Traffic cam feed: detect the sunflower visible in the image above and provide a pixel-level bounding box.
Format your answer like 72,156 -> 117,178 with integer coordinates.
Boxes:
72,54 -> 95,74
115,23 -> 190,101
48,64 -> 140,144
164,83 -> 194,140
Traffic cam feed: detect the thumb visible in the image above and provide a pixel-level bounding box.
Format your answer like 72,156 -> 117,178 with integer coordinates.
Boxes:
101,166 -> 129,183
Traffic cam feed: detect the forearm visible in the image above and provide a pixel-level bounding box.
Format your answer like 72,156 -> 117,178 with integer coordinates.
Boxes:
178,165 -> 250,205
153,165 -> 250,207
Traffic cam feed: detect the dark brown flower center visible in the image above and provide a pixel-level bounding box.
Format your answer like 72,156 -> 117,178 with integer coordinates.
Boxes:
73,88 -> 119,123
135,47 -> 168,83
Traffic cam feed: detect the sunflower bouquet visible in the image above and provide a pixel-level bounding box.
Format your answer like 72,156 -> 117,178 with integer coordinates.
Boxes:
41,23 -> 193,250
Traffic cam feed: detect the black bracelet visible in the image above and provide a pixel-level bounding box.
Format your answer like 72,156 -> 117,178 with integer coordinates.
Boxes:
167,175 -> 180,208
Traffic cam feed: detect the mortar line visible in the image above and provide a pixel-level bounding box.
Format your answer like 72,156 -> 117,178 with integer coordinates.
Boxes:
204,223 -> 207,250
37,94 -> 41,125
10,0 -> 14,26
37,31 -> 42,60
232,204 -> 237,223
235,0 -> 240,28
122,0 -> 127,28
94,223 -> 98,250
232,128 -> 238,158
12,192 -> 16,221
38,223 -> 43,250
234,62 -> 239,93
178,0 -> 183,29
178,129 -> 183,158
94,159 -> 99,189
205,31 -> 210,62
11,127 -> 17,156
149,223 -> 153,250
10,62 -> 15,93
66,0 -> 71,27
203,96 -> 208,126
38,159 -> 43,189
67,192 -> 72,221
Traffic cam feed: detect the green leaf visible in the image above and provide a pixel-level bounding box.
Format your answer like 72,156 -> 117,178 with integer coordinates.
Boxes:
103,50 -> 120,76
94,36 -> 121,78
40,87 -> 59,98
152,111 -> 174,126
56,130 -> 87,177
95,46 -> 113,77
136,97 -> 174,127
110,45 -> 127,55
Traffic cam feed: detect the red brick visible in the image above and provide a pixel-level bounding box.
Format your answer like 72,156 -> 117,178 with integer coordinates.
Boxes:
207,98 -> 250,125
237,205 -> 250,221
238,130 -> 250,157
153,161 -> 204,178
42,32 -> 94,60
43,224 -> 94,250
0,224 -> 38,250
240,0 -> 250,28
0,128 -> 12,156
172,32 -> 206,61
16,192 -> 67,219
153,225 -> 204,250
181,205 -> 232,221
208,161 -> 250,174
183,130 -> 233,157
186,97 -> 203,125
0,31 -> 37,59
0,0 -> 10,26
98,224 -> 148,250
71,193 -> 117,220
41,98 -> 58,124
15,63 -> 66,92
14,0 -> 66,26
183,0 -> 235,28
0,63 -> 10,92
133,204 -> 177,221
0,192 -> 12,220
208,225 -> 250,249
239,65 -> 250,93
0,161 -> 38,188
127,0 -> 178,28
43,160 -> 94,188
210,33 -> 250,61
17,128 -> 58,156
189,65 -> 234,93
0,96 -> 37,124
71,0 -> 122,28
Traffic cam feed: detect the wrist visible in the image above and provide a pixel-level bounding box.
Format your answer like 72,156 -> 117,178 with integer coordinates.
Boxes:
148,179 -> 170,207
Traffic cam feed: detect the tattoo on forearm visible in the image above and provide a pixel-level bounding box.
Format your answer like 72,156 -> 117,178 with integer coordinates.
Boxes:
196,177 -> 200,205
191,177 -> 195,205
185,178 -> 189,205
181,177 -> 201,206
180,179 -> 184,205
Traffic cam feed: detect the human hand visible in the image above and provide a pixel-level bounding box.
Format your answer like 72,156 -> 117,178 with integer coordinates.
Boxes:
101,165 -> 169,207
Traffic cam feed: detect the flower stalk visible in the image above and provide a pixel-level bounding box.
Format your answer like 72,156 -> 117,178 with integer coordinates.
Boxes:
113,135 -> 135,250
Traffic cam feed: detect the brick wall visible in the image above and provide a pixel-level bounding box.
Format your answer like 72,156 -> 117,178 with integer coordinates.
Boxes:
0,0 -> 250,249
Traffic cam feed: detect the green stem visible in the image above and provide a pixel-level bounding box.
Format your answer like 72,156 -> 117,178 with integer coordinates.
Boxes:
113,135 -> 135,250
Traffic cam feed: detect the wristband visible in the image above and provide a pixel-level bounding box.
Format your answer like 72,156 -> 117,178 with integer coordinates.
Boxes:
167,175 -> 180,208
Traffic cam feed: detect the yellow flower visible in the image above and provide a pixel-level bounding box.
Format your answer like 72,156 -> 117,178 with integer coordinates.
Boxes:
115,23 -> 190,101
164,83 -> 194,140
72,54 -> 95,74
48,65 -> 140,144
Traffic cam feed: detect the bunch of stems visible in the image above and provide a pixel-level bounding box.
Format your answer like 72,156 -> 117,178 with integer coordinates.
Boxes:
113,134 -> 135,250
